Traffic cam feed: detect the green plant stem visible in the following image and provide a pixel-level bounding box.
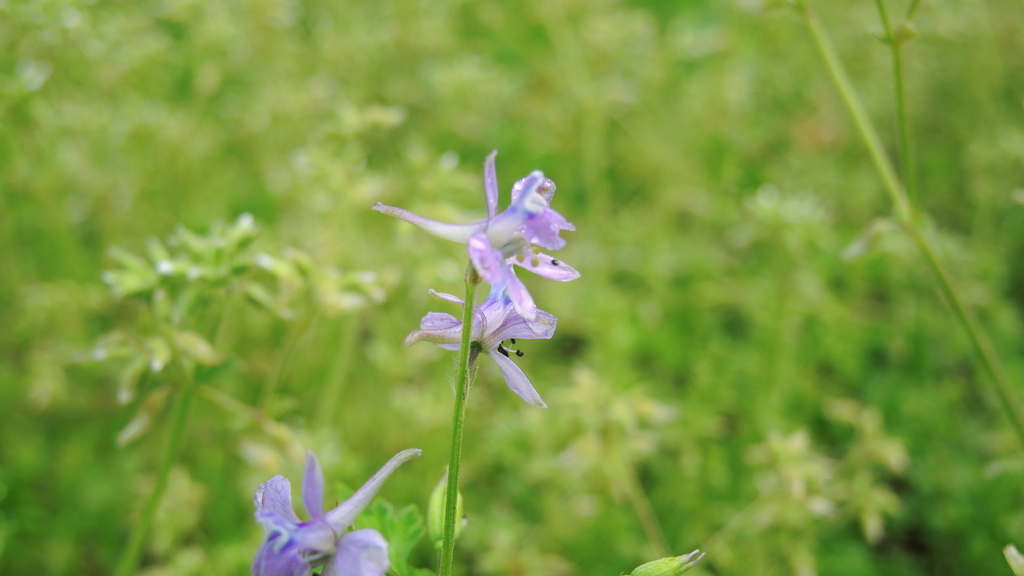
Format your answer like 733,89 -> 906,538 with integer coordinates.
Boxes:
198,384 -> 300,447
259,312 -> 316,411
438,264 -> 481,576
802,5 -> 912,224
906,0 -> 922,19
315,313 -> 361,428
873,0 -> 917,208
799,4 -> 1024,447
114,385 -> 194,576
623,465 -> 671,558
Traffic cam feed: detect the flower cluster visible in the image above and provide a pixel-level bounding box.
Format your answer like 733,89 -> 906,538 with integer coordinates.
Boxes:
250,152 -> 583,576
376,152 -> 579,405
252,449 -> 420,576
405,272 -> 557,407
374,151 -> 579,321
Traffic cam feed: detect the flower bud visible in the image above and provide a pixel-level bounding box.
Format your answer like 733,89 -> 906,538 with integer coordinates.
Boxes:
629,550 -> 705,576
427,471 -> 465,548
893,22 -> 917,44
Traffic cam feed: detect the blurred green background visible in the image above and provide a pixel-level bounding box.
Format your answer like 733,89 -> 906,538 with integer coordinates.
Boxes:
2,0 -> 1024,574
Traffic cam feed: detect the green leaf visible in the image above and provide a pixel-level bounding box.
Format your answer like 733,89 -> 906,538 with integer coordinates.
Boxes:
116,357 -> 149,405
146,337 -> 173,372
173,331 -> 225,366
146,237 -> 171,265
352,499 -> 427,576
117,386 -> 171,446
107,246 -> 150,272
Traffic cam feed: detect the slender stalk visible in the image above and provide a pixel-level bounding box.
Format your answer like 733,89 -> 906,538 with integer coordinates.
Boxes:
906,0 -> 922,19
114,385 -> 195,576
801,4 -> 912,223
259,312 -> 316,410
623,466 -> 671,558
315,313 -> 361,428
198,384 -> 301,448
438,264 -> 481,576
873,0 -> 917,208
799,4 -> 1024,447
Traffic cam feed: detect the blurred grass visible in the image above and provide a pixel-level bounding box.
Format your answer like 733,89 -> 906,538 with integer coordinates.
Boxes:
2,0 -> 1024,574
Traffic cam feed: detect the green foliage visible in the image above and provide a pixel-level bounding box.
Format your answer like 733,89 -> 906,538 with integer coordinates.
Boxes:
2,0 -> 1024,574
353,497 -> 434,576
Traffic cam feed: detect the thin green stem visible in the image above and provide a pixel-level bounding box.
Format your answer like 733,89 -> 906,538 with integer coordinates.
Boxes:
802,4 -> 912,223
114,385 -> 195,576
873,0 -> 917,209
259,312 -> 316,411
315,314 -> 361,428
623,465 -> 671,558
438,264 -> 481,576
799,4 -> 1024,448
906,0 -> 922,19
198,384 -> 301,448
906,226 -> 1024,444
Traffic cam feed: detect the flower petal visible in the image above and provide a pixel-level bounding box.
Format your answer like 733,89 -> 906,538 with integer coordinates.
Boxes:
252,538 -> 312,576
485,350 -> 547,408
325,449 -> 422,533
504,271 -> 537,321
255,475 -> 300,525
511,173 -> 557,205
484,150 -> 499,219
303,450 -> 326,520
488,309 -> 557,344
513,252 -> 580,282
326,529 -> 390,576
405,313 -> 462,347
420,312 -> 460,332
373,203 -> 483,243
468,232 -> 505,284
520,208 -> 574,251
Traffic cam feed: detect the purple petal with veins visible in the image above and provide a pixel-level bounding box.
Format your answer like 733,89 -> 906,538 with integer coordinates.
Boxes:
468,232 -> 505,284
255,476 -> 300,525
486,350 -> 547,408
504,271 -> 536,321
302,450 -> 326,520
485,309 -> 557,345
519,208 -> 574,251
513,253 -> 580,282
484,150 -> 499,219
327,529 -> 390,576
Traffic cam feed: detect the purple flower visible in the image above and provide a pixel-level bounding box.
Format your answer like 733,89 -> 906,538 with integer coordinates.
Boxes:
252,448 -> 421,576
405,268 -> 557,407
373,152 -> 579,320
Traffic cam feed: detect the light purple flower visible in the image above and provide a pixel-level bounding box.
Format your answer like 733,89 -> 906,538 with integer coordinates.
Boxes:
373,151 -> 579,320
405,269 -> 557,408
252,448 -> 421,576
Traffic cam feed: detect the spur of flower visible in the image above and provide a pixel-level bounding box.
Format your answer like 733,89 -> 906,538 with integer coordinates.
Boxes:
405,267 -> 557,407
252,448 -> 421,576
373,151 -> 579,320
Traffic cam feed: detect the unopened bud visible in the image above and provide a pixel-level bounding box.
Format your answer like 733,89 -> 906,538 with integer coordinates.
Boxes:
894,22 -> 917,44
629,550 -> 705,576
427,470 -> 465,548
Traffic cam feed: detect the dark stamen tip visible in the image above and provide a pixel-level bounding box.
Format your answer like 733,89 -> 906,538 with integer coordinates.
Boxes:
515,350 -> 524,357
551,259 -> 560,266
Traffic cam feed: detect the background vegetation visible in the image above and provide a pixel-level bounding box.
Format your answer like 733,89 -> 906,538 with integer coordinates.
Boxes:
2,0 -> 1024,574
